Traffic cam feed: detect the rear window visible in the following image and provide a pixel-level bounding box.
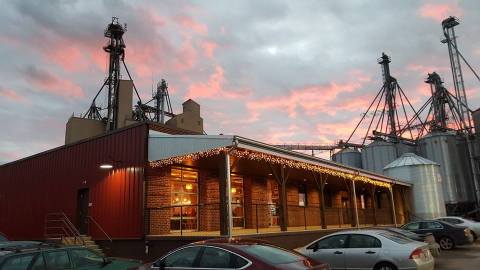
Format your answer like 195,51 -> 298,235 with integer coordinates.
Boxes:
379,232 -> 413,244
239,244 -> 302,265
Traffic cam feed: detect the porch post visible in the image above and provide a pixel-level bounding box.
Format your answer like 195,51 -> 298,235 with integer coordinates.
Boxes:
312,172 -> 327,229
270,164 -> 289,232
371,185 -> 377,225
389,185 -> 397,227
225,153 -> 233,237
219,152 -> 231,236
352,179 -> 359,228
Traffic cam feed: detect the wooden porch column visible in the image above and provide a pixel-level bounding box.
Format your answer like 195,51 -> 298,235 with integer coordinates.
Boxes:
389,186 -> 397,227
219,152 -> 232,236
270,164 -> 290,232
348,180 -> 359,227
312,173 -> 327,229
371,185 -> 378,225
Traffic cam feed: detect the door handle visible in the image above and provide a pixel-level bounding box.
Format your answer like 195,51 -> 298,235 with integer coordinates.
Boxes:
365,251 -> 376,254
334,251 -> 343,255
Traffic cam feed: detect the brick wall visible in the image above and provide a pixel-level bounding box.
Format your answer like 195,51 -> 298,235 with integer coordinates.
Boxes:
244,177 -> 270,229
146,168 -> 171,235
198,172 -> 220,231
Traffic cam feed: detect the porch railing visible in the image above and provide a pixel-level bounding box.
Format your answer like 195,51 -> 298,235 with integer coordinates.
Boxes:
145,203 -> 395,235
44,212 -> 85,245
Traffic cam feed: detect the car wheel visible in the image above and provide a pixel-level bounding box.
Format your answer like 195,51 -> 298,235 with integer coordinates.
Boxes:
439,236 -> 455,250
374,262 -> 397,270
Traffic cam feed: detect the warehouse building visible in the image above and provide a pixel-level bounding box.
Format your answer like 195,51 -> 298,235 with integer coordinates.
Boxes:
0,119 -> 411,257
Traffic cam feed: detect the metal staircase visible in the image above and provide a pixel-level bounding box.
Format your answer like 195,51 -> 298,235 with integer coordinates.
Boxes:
44,212 -> 107,256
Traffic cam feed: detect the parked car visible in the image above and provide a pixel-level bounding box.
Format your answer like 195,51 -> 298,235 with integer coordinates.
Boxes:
378,227 -> 440,256
401,220 -> 473,250
0,233 -> 6,242
295,230 -> 434,270
435,216 -> 480,241
132,238 -> 330,270
0,245 -> 142,270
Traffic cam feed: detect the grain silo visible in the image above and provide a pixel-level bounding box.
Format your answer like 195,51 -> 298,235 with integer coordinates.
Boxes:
384,153 -> 446,219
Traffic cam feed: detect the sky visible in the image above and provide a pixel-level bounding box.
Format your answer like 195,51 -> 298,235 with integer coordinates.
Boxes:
1,0 -> 480,164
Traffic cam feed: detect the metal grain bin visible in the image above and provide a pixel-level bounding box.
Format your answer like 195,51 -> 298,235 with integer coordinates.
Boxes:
418,132 -> 474,204
384,153 -> 446,219
332,148 -> 362,169
361,140 -> 397,174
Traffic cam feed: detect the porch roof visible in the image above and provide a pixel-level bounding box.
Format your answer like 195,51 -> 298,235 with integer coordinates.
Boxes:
148,134 -> 411,187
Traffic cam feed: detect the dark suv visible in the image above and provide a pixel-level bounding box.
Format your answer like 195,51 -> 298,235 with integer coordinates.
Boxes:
0,244 -> 141,270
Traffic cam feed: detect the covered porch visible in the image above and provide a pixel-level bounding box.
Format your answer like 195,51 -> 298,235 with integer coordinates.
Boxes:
145,135 -> 411,237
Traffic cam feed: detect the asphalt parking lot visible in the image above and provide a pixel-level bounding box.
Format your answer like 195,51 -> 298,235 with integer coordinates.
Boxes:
435,242 -> 480,270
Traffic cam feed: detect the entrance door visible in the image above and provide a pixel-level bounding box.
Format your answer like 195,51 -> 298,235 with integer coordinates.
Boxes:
77,188 -> 89,234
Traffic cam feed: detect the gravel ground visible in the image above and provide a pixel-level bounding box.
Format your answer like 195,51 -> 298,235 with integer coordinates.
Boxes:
435,242 -> 480,270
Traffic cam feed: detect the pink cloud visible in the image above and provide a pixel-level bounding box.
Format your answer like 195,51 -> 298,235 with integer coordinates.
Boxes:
201,41 -> 218,59
174,15 -> 208,35
185,65 -> 250,100
22,66 -> 84,98
418,3 -> 462,22
407,63 -> 449,75
43,44 -> 90,72
246,78 -> 366,120
0,88 -> 24,102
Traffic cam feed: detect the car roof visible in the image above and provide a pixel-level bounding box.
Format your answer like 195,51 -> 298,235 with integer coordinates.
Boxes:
193,237 -> 272,246
0,243 -> 88,256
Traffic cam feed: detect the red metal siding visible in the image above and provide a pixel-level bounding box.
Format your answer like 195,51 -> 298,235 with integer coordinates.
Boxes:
0,124 -> 148,240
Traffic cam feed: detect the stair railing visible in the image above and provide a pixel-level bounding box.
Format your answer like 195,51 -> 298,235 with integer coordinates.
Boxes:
87,216 -> 112,243
44,212 -> 85,246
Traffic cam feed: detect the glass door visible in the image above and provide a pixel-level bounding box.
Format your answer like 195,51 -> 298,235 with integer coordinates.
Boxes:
170,167 -> 198,231
231,176 -> 245,228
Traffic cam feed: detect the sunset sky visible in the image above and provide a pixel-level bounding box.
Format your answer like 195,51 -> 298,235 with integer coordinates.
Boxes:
1,0 -> 480,163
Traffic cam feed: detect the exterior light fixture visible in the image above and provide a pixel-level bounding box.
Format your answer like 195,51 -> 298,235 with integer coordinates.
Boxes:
99,164 -> 113,169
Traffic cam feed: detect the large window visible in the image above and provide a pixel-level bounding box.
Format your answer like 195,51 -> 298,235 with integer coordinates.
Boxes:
170,167 -> 198,231
231,176 -> 245,228
267,179 -> 279,227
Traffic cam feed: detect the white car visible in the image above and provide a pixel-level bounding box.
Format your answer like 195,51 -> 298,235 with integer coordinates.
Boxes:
436,216 -> 480,241
295,230 -> 434,270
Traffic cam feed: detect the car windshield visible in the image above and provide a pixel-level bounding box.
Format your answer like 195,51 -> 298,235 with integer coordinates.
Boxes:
239,244 -> 302,265
379,232 -> 413,244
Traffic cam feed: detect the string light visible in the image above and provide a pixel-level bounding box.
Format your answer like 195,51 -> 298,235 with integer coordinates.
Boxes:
149,147 -> 391,188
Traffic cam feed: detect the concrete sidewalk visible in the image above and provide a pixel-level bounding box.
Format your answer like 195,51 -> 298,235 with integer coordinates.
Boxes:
435,242 -> 480,270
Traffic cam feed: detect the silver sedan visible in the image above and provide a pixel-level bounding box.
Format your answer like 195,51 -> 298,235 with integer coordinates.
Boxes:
294,230 -> 434,270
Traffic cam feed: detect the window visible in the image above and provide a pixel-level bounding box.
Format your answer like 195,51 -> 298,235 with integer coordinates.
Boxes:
313,234 -> 349,249
44,251 -> 72,270
360,195 -> 366,209
198,247 -> 248,268
299,184 -> 307,207
422,221 -> 443,230
444,218 -> 463,224
31,254 -> 46,270
348,234 -> 381,248
170,167 -> 198,231
69,249 -> 104,268
1,254 -> 35,270
231,176 -> 245,228
402,222 -> 420,230
240,244 -> 302,265
379,232 -> 413,244
161,246 -> 202,267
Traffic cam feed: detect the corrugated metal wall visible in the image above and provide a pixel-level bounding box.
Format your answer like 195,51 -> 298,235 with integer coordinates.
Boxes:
0,124 -> 148,240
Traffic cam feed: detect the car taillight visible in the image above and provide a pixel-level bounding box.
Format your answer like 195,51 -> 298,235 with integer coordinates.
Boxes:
409,248 -> 423,259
